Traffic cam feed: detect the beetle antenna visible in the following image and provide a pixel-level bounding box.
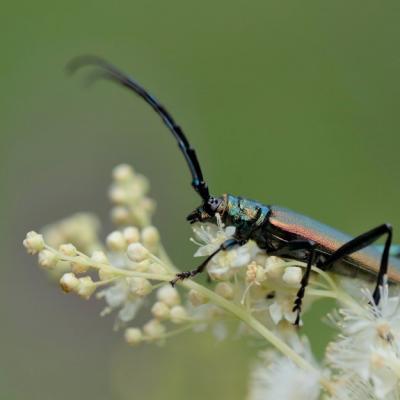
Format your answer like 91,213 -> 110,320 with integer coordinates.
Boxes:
66,55 -> 210,201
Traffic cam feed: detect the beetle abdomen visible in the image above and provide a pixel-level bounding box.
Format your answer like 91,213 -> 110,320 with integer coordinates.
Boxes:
268,205 -> 400,283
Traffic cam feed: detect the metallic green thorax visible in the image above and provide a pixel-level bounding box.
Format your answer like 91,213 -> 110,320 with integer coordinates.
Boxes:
223,194 -> 270,242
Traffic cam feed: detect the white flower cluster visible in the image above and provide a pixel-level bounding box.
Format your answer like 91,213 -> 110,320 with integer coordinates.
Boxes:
23,163 -> 400,399
326,283 -> 400,399
108,164 -> 155,227
247,282 -> 400,400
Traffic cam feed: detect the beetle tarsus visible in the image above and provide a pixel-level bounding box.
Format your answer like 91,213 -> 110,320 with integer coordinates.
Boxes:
292,302 -> 302,326
170,271 -> 195,287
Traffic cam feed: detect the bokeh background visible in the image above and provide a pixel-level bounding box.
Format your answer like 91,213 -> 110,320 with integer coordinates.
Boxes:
2,1 -> 400,399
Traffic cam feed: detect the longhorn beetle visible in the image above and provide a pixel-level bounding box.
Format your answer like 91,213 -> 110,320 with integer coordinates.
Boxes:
68,55 -> 400,325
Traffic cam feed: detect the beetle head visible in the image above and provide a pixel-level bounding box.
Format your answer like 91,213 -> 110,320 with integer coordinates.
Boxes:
187,195 -> 227,224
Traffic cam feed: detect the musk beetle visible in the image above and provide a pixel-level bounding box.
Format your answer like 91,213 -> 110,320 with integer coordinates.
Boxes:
68,56 -> 400,325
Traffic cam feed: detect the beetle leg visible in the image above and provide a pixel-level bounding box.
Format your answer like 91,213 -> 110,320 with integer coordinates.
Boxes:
268,240 -> 317,326
321,223 -> 392,304
170,238 -> 244,286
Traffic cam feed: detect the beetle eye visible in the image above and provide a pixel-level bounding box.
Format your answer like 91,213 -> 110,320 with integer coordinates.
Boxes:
207,197 -> 221,212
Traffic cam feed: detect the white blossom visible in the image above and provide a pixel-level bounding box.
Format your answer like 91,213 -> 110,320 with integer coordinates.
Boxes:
125,327 -> 143,346
248,350 -> 320,400
192,218 -> 260,279
23,231 -> 45,254
97,279 -> 144,324
327,281 -> 400,398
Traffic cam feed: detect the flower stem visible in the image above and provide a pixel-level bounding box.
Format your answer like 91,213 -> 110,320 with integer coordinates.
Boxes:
182,279 -> 318,374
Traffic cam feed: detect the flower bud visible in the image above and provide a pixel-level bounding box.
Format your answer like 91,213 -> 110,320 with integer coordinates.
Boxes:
109,186 -> 127,204
127,243 -> 149,262
113,164 -> 134,182
188,289 -> 208,306
60,272 -> 79,292
77,276 -> 96,299
123,227 -> 140,244
38,249 -> 58,269
129,277 -> 152,297
148,263 -> 166,274
125,328 -> 143,345
71,261 -> 89,274
157,285 -> 180,306
143,319 -> 166,340
111,206 -> 130,225
151,301 -> 170,320
141,226 -> 160,250
170,305 -> 188,324
91,250 -> 109,265
265,256 -> 284,279
215,282 -> 234,300
59,243 -> 77,257
106,231 -> 127,252
23,231 -> 45,254
282,266 -> 303,286
98,269 -> 114,281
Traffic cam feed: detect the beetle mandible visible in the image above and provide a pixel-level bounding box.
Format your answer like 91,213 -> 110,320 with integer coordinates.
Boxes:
68,56 -> 400,325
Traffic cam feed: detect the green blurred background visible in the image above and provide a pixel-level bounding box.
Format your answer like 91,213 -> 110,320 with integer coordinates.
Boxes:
2,1 -> 400,399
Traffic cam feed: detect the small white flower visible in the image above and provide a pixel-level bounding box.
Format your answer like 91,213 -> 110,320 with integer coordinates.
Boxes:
246,261 -> 267,285
127,243 -> 149,262
192,222 -> 236,257
268,293 -> 299,326
248,351 -> 320,400
71,258 -> 89,274
129,277 -> 152,297
38,249 -> 58,269
23,231 -> 45,254
141,226 -> 160,250
76,276 -> 96,299
192,218 -> 259,279
97,279 -> 144,324
170,305 -> 188,324
214,282 -> 235,300
125,328 -> 143,345
151,301 -> 170,320
91,250 -> 109,265
112,164 -> 135,182
100,281 -> 129,308
109,186 -> 128,204
156,285 -> 180,307
188,289 -> 208,306
143,319 -> 166,340
123,227 -> 140,244
59,243 -> 77,257
191,304 -> 228,341
329,373 -> 376,400
282,266 -> 302,286
118,300 -> 143,323
106,231 -> 127,252
264,256 -> 285,279
60,272 -> 79,293
327,281 -> 400,399
111,206 -> 130,225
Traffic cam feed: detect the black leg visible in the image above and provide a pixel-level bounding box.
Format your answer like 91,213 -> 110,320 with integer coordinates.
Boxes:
320,224 -> 392,304
268,240 -> 317,325
170,238 -> 243,286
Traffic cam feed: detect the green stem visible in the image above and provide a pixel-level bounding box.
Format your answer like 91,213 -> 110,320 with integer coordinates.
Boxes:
182,279 -> 318,374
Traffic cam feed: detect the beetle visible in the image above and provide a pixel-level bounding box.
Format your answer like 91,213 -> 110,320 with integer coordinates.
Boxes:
68,55 -> 400,325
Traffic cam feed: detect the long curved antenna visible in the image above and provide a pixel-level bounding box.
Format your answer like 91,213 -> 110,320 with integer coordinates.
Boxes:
67,55 -> 210,201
